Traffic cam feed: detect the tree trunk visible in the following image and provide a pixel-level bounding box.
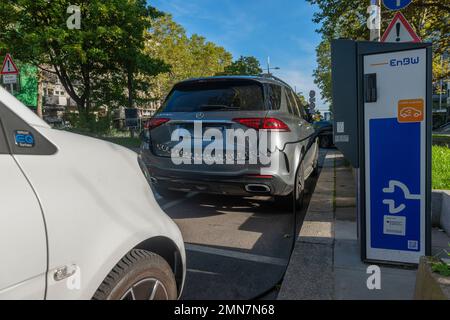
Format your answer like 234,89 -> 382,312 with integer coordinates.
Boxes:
127,65 -> 135,138
36,69 -> 43,119
127,66 -> 134,109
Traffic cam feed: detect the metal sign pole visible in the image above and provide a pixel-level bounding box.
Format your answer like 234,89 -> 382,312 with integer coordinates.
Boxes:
370,0 -> 381,42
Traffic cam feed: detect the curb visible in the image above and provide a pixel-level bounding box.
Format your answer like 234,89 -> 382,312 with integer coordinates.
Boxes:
432,190 -> 450,235
278,150 -> 337,300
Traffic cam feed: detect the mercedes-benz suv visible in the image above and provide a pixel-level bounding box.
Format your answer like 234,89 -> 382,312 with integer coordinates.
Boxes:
140,75 -> 318,207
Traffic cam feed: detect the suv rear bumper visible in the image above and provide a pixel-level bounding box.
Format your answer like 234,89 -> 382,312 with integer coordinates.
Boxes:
149,171 -> 293,196
142,158 -> 293,197
140,140 -> 302,196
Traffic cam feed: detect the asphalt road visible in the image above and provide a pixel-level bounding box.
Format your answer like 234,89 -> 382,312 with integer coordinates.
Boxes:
154,150 -> 326,300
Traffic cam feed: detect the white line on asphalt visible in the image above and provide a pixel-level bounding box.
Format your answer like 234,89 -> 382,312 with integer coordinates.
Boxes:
187,268 -> 219,275
161,192 -> 198,210
185,243 -> 289,267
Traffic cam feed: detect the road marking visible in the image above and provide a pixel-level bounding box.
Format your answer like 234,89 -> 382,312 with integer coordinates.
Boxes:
161,192 -> 198,210
187,268 -> 219,275
185,243 -> 289,267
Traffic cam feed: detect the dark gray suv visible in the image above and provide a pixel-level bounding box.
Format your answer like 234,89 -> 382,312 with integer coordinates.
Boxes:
140,75 -> 318,207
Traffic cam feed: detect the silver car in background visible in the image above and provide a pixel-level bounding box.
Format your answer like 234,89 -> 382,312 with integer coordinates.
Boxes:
140,75 -> 318,208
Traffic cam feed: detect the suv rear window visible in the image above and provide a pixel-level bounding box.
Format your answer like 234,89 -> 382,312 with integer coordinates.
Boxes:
161,80 -> 265,112
268,84 -> 281,110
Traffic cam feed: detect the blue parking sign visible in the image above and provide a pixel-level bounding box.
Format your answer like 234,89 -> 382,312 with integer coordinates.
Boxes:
383,0 -> 412,11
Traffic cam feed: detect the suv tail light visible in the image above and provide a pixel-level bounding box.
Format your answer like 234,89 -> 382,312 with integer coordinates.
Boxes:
144,118 -> 170,130
232,118 -> 262,129
233,118 -> 290,132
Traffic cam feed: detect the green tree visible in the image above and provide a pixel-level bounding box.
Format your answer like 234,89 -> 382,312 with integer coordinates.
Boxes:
14,64 -> 38,108
146,14 -> 232,101
220,56 -> 263,75
295,92 -> 308,106
145,14 -> 193,101
312,40 -> 332,105
307,0 -> 449,104
188,34 -> 233,77
0,0 -> 169,116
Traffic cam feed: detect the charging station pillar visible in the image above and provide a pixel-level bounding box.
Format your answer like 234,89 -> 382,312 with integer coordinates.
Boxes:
331,40 -> 432,265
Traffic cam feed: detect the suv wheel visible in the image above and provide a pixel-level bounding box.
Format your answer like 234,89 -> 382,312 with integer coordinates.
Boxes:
319,135 -> 331,148
311,141 -> 319,176
275,159 -> 305,210
93,249 -> 177,300
294,159 -> 305,208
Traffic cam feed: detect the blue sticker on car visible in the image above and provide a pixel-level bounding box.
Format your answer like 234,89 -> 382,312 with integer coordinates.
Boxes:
15,130 -> 35,148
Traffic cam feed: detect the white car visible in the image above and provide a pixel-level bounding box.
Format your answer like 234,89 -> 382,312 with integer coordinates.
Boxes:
0,86 -> 185,300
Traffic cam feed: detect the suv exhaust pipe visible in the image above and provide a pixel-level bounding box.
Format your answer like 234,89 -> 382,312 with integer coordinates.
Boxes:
245,184 -> 271,194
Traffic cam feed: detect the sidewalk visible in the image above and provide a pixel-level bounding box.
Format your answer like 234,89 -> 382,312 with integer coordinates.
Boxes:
278,150 -> 449,300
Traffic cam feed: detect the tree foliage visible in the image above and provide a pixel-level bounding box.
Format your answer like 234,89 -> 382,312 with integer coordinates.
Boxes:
220,56 -> 263,76
0,0 -> 169,115
295,92 -> 308,106
145,14 -> 232,101
307,0 -> 450,104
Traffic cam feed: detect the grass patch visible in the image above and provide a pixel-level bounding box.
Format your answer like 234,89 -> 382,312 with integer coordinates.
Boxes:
62,128 -> 141,149
432,145 -> 450,190
101,136 -> 141,149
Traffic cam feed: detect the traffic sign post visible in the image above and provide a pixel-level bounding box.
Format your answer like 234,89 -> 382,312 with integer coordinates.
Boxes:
2,74 -> 17,84
381,12 -> 421,43
309,90 -> 316,113
1,54 -> 19,75
1,53 -> 20,94
331,40 -> 432,266
125,108 -> 140,129
368,0 -> 382,42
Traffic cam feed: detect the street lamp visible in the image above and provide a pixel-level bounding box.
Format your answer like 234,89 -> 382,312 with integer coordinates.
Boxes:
266,56 -> 280,75
267,66 -> 280,75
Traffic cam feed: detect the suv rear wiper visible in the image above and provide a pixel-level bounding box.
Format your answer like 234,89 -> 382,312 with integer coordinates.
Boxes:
199,104 -> 240,110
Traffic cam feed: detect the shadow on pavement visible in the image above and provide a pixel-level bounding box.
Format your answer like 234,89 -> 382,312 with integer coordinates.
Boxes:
157,149 -> 326,299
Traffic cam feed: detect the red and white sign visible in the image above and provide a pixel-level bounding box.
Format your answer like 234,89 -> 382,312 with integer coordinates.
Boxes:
1,53 -> 19,75
381,12 -> 421,43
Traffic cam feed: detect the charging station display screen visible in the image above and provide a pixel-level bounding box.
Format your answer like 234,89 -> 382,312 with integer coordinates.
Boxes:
364,48 -> 427,264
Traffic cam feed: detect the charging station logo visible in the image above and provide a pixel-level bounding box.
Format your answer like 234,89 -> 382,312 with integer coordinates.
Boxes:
390,57 -> 420,67
382,180 -> 421,214
398,99 -> 424,123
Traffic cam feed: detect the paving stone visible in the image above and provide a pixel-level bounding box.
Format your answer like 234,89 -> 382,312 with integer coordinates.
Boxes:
278,242 -> 334,300
335,220 -> 357,241
335,206 -> 357,221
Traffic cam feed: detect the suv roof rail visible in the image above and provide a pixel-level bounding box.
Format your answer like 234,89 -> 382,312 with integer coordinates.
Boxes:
259,73 -> 292,88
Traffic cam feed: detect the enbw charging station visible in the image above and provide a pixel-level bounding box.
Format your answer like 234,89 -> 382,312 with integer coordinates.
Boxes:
331,40 -> 432,265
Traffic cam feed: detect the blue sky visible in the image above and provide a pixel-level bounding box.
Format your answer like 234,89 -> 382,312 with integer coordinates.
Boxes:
150,0 -> 327,110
